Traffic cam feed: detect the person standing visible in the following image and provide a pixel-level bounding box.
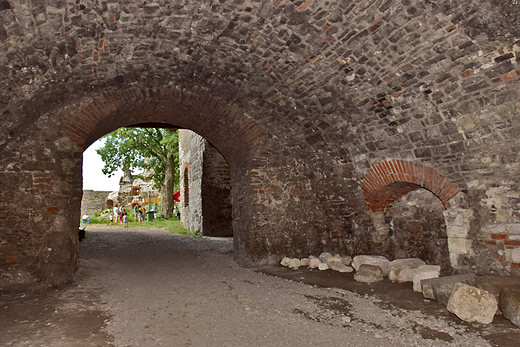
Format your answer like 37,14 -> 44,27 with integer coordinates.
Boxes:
122,212 -> 128,228
138,207 -> 143,222
152,203 -> 158,220
113,205 -> 118,221
134,204 -> 138,222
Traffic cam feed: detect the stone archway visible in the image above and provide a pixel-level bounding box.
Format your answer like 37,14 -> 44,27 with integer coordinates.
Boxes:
361,160 -> 471,272
3,0 -> 520,289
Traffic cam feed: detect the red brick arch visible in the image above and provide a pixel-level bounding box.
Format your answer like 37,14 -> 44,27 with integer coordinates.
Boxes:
61,85 -> 267,167
360,160 -> 460,212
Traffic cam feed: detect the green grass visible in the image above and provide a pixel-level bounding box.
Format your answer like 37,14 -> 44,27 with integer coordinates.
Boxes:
81,210 -> 200,237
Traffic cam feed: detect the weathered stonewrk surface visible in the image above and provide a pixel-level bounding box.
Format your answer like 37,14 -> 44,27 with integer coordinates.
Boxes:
80,190 -> 112,215
386,189 -> 450,274
447,283 -> 498,325
179,129 -> 232,237
179,130 -> 204,234
202,138 -> 232,237
499,287 -> 520,327
1,0 -> 520,288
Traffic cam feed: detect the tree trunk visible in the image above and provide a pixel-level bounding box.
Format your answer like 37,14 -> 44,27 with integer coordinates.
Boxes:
162,154 -> 176,218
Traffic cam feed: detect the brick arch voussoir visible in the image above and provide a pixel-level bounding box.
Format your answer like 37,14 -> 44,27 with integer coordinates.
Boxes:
360,160 -> 460,212
61,85 -> 268,166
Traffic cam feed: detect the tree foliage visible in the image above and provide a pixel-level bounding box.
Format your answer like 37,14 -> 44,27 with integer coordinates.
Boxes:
96,127 -> 179,217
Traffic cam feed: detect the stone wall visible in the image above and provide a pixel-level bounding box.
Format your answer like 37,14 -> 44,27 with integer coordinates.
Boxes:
2,0 -> 520,288
179,129 -> 232,237
80,190 -> 111,215
202,141 -> 232,237
179,129 -> 204,234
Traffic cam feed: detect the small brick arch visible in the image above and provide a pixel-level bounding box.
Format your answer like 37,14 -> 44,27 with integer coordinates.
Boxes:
360,160 -> 460,212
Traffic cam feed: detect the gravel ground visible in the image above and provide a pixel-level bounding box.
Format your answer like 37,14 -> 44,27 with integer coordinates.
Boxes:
1,226 -> 518,346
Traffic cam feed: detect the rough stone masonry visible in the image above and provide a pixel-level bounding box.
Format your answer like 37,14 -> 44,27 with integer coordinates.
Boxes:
1,0 -> 520,289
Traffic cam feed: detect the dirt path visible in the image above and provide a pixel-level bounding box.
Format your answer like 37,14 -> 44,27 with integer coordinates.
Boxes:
1,226 -> 518,346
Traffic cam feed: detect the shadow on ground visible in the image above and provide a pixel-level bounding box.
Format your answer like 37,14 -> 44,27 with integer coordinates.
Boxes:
259,266 -> 520,347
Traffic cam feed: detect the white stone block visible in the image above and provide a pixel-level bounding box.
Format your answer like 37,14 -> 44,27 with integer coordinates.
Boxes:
354,264 -> 383,284
506,223 -> 520,234
329,262 -> 354,273
318,252 -> 333,263
443,211 -> 464,226
448,237 -> 468,255
280,257 -> 291,267
500,287 -> 520,327
352,255 -> 391,276
412,265 -> 441,292
446,225 -> 469,238
300,258 -> 310,266
318,263 -> 330,271
391,267 -> 418,283
287,258 -> 301,269
481,223 -> 506,234
447,283 -> 497,324
328,254 -> 343,264
309,258 -> 321,268
512,248 -> 520,263
388,258 -> 426,282
450,253 -> 459,268
341,256 -> 353,266
504,249 -> 513,262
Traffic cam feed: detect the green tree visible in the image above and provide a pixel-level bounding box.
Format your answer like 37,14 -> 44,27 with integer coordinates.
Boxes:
96,128 -> 179,218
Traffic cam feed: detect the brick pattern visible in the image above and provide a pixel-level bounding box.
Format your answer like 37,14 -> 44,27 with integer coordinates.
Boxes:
2,0 -> 520,286
361,160 -> 460,212
61,86 -> 268,168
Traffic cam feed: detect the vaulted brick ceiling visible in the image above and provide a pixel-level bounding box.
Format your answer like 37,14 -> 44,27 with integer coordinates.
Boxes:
2,0 -> 520,288
2,0 -> 519,191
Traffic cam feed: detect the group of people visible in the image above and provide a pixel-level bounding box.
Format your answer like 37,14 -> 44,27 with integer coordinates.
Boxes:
134,204 -> 146,222
84,203 -> 168,227
110,205 -> 128,227
106,203 -> 159,226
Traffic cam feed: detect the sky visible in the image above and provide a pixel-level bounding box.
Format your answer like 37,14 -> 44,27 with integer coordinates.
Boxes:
82,139 -> 123,191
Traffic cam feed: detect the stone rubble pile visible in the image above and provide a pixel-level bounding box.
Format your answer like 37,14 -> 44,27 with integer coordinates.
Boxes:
280,252 -> 354,273
280,253 -> 520,327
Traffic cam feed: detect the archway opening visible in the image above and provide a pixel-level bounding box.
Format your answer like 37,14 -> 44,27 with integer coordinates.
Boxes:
82,126 -> 233,238
385,185 -> 450,274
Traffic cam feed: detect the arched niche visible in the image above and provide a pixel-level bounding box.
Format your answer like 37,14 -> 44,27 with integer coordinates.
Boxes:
361,160 -> 471,272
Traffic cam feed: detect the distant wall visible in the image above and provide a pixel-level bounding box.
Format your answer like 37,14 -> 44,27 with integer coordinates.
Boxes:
81,190 -> 111,215
179,130 -> 233,236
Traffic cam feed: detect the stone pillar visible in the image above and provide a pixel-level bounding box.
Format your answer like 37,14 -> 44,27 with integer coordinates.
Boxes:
370,211 -> 389,248
179,130 -> 204,234
0,125 -> 83,289
443,195 -> 474,270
